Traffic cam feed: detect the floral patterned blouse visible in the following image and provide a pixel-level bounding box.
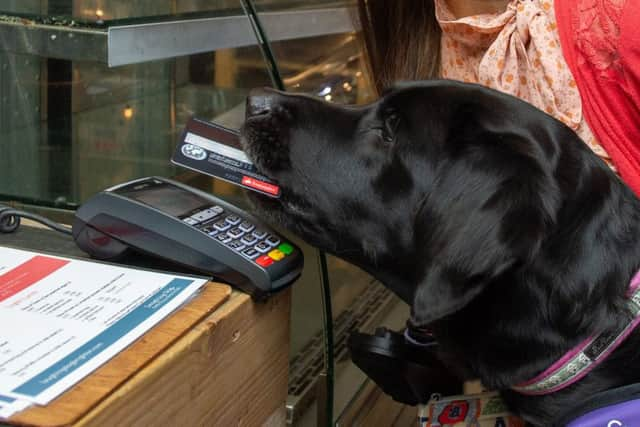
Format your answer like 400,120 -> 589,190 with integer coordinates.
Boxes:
435,0 -> 611,164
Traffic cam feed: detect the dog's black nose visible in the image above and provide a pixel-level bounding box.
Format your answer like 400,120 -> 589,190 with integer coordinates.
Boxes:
246,87 -> 283,117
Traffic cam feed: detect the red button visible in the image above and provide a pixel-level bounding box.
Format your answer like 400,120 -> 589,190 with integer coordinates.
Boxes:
256,255 -> 274,267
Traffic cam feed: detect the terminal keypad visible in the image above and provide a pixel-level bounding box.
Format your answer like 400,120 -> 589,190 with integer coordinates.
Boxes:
184,206 -> 295,268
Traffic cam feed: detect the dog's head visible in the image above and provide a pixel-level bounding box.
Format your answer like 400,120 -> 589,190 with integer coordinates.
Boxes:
240,81 -> 619,326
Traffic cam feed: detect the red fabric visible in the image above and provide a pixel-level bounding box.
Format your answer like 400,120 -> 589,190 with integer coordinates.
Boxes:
555,0 -> 640,196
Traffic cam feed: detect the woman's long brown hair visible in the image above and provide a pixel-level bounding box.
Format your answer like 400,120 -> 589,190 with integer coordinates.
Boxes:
357,0 -> 442,95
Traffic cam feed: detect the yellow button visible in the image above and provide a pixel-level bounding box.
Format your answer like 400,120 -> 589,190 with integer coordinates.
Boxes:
268,249 -> 285,261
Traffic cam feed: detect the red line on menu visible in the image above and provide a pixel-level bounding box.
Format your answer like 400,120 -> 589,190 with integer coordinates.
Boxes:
0,256 -> 69,302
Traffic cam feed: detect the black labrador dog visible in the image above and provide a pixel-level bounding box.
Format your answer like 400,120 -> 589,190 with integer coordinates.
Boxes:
240,81 -> 640,425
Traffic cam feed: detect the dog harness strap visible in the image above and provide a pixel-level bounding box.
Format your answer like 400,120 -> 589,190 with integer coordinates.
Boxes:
565,398 -> 640,427
512,271 -> 640,395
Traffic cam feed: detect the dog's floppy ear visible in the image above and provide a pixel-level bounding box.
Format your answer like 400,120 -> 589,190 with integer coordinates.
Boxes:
411,258 -> 515,326
409,128 -> 560,326
409,201 -> 522,325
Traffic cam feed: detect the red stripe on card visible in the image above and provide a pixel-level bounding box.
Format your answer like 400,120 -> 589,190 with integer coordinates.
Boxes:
241,176 -> 280,196
0,256 -> 69,302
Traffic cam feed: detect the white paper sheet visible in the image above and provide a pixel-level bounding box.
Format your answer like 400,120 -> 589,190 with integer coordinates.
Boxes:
0,394 -> 31,419
0,246 -> 208,406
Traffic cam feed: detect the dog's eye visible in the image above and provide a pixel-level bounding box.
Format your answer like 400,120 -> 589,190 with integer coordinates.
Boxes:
383,111 -> 401,142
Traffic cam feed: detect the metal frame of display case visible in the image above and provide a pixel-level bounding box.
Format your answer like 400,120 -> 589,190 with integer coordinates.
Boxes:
0,7 -> 356,67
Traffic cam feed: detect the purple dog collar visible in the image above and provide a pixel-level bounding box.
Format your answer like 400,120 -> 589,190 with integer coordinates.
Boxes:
512,271 -> 640,396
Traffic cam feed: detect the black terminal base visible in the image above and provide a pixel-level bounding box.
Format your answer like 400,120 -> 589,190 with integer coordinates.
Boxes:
348,327 -> 464,406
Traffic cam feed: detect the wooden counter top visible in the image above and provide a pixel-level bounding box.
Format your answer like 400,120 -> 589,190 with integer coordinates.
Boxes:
1,223 -> 291,427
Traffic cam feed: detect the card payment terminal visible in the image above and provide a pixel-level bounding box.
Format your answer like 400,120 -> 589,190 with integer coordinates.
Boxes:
72,177 -> 303,299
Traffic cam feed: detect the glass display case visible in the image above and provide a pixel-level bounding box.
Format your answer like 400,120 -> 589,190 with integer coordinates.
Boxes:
0,1 -> 409,425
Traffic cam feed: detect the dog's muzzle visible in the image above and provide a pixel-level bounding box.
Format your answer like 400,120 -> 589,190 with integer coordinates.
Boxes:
242,88 -> 293,174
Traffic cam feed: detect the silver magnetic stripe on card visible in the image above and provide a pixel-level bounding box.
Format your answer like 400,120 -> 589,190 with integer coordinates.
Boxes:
184,132 -> 251,163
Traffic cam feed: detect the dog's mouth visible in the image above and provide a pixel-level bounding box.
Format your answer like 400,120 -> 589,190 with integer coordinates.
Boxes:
243,182 -> 326,247
240,88 -> 332,244
240,117 -> 314,227
241,91 -> 293,176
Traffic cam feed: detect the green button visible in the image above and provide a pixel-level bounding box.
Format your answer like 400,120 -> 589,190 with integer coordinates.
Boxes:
278,243 -> 293,255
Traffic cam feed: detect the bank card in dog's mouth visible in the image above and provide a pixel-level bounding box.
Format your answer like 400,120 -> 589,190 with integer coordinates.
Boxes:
171,117 -> 281,198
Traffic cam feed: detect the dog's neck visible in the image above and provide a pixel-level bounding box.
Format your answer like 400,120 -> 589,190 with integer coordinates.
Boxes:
512,271 -> 640,395
437,223 -> 640,380
351,149 -> 640,426
427,178 -> 640,425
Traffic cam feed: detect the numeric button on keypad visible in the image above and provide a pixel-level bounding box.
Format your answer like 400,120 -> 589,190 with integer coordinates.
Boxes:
201,224 -> 215,234
241,234 -> 259,245
213,220 -> 231,231
255,242 -> 271,253
215,233 -> 232,244
227,227 -> 245,239
239,221 -> 255,232
227,240 -> 246,251
252,229 -> 268,239
265,235 -> 281,247
225,215 -> 241,225
242,248 -> 259,259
